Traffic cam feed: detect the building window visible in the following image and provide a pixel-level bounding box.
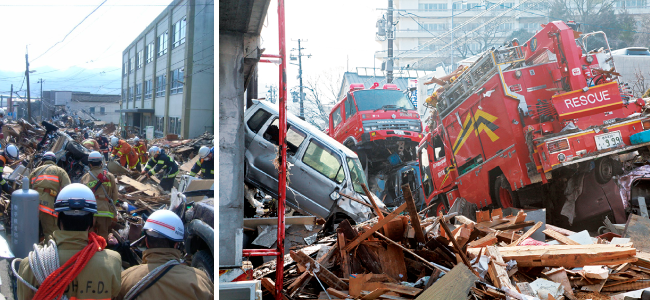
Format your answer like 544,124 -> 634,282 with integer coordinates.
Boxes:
157,31 -> 168,57
135,83 -> 142,100
123,62 -> 128,77
144,79 -> 153,99
421,23 -> 447,32
137,50 -> 143,69
122,88 -> 127,100
521,22 -> 538,31
155,75 -> 166,97
170,68 -> 184,94
617,0 -> 646,7
496,23 -> 513,31
169,117 -> 181,135
89,107 -> 95,114
419,3 -> 447,10
146,42 -> 154,63
100,107 -> 105,115
172,17 -> 187,48
453,2 -> 479,9
155,116 -> 165,134
128,86 -> 134,102
128,58 -> 134,73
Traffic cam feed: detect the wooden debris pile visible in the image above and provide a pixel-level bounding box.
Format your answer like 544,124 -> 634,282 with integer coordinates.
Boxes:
251,184 -> 650,300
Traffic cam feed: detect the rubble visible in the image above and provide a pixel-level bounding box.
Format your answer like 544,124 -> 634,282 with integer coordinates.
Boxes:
247,184 -> 650,300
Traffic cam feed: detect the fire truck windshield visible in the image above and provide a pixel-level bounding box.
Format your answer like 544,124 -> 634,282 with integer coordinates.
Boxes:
354,90 -> 415,112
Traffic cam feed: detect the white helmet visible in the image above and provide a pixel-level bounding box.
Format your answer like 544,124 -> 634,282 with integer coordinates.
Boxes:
133,137 -> 140,143
110,137 -> 119,146
198,146 -> 210,159
88,151 -> 103,163
143,210 -> 184,241
95,132 -> 102,138
43,151 -> 56,161
148,146 -> 161,157
4,144 -> 18,161
54,183 -> 97,215
0,108 -> 5,117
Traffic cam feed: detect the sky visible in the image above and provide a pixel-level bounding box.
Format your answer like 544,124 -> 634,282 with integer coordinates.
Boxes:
0,0 -> 173,95
258,0 -> 383,101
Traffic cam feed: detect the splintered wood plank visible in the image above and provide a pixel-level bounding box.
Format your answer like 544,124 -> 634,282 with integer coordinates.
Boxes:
476,210 -> 490,223
360,288 -> 390,300
290,250 -> 348,291
601,280 -> 650,292
261,278 -> 290,300
438,211 -> 478,277
375,231 -> 447,273
492,221 -> 535,231
180,154 -> 200,172
326,288 -> 349,299
415,264 -> 478,300
376,244 -> 407,282
545,224 -> 577,236
543,228 -> 580,245
403,184 -> 426,244
343,202 -> 407,252
118,176 -> 160,196
338,231 -> 350,278
467,243 -> 637,268
456,216 -> 521,243
383,283 -> 422,296
338,219 -> 382,274
361,183 -> 385,219
349,274 -> 394,298
507,221 -> 543,246
543,268 -> 576,300
486,246 -> 518,291
491,208 -> 503,220
513,210 -> 527,224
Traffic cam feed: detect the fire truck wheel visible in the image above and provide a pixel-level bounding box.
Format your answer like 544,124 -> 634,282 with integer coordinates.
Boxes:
594,157 -> 614,184
493,175 -> 518,209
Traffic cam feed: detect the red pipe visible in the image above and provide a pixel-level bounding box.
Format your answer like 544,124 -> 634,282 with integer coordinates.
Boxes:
242,249 -> 281,257
275,0 -> 287,299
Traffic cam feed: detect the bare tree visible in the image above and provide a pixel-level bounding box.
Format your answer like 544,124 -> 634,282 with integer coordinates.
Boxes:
287,67 -> 343,130
454,16 -> 515,59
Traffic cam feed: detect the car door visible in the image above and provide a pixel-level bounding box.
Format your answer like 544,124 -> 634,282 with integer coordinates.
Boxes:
245,107 -> 274,184
291,138 -> 345,219
430,130 -> 454,190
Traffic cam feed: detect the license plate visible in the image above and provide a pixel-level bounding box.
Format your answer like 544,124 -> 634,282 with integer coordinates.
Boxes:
393,130 -> 405,135
595,131 -> 623,150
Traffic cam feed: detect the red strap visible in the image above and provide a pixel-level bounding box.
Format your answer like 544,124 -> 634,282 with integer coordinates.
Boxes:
39,205 -> 58,217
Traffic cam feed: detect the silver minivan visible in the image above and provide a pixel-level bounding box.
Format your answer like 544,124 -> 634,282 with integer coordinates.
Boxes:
244,100 -> 379,224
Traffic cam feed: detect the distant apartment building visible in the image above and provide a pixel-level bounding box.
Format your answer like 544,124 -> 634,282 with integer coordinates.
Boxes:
378,0 -> 650,71
121,0 -> 214,139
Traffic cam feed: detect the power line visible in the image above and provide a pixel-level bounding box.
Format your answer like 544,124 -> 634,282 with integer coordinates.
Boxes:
31,0 -> 108,63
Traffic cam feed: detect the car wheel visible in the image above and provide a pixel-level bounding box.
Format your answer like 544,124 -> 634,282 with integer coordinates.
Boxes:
493,175 -> 518,209
192,250 -> 214,281
594,157 -> 614,184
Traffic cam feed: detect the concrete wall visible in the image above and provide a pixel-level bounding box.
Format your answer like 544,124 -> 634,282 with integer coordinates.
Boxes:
219,31 -> 245,268
188,0 -> 215,137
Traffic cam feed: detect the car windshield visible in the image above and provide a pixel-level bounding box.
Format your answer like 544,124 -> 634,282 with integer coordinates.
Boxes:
353,90 -> 415,112
347,157 -> 368,194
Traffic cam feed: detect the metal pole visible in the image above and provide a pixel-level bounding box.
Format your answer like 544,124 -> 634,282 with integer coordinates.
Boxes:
276,0 -> 287,299
451,4 -> 454,72
39,79 -> 43,121
9,84 -> 12,118
298,39 -> 304,120
25,50 -> 32,120
387,0 -> 394,83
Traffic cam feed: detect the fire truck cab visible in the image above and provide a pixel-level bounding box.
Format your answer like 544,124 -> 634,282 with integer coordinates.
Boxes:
329,83 -> 424,174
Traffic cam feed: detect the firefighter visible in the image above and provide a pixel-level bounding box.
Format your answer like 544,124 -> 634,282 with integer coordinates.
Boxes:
0,144 -> 18,195
96,132 -> 110,160
81,151 -> 119,240
0,108 -> 5,140
29,151 -> 71,242
117,210 -> 213,299
142,146 -> 178,191
189,146 -> 214,179
132,137 -> 148,171
16,183 -> 122,300
82,137 -> 100,151
110,137 -> 138,170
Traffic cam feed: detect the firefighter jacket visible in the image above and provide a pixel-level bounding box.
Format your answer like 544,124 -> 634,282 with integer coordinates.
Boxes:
133,142 -> 148,163
116,248 -> 213,300
29,161 -> 71,217
189,158 -> 214,179
0,155 -> 10,193
97,136 -> 110,151
80,166 -> 119,219
144,152 -> 179,179
17,230 -> 122,300
112,140 -> 138,169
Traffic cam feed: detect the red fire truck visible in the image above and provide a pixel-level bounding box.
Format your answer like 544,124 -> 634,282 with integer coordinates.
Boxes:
418,21 -> 650,224
328,83 -> 424,174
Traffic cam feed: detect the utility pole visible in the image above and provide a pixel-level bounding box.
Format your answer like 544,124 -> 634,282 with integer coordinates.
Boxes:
25,48 -> 32,121
38,79 -> 43,121
291,39 -> 310,120
9,84 -> 12,119
387,0 -> 394,83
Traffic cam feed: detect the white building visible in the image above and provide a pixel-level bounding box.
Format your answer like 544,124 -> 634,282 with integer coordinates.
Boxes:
121,0 -> 214,139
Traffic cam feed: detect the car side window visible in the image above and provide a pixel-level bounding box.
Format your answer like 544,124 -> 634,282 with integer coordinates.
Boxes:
332,107 -> 343,128
262,119 -> 307,156
302,140 -> 345,183
346,95 -> 356,119
247,109 -> 272,134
